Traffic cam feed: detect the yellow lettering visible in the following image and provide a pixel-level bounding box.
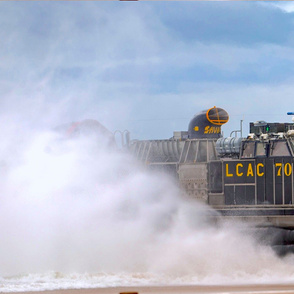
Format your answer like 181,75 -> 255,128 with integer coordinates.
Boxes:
194,126 -> 199,131
226,164 -> 233,177
275,163 -> 282,176
204,126 -> 221,134
257,163 -> 264,177
247,163 -> 254,177
285,163 -> 292,177
236,163 -> 243,177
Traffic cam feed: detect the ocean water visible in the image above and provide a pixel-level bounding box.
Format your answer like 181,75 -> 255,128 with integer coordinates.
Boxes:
1,131 -> 294,292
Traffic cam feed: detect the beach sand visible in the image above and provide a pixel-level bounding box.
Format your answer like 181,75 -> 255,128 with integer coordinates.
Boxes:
4,284 -> 294,294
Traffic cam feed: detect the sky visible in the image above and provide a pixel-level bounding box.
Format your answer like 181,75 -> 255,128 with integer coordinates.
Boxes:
1,1 -> 294,141
4,1 -> 294,283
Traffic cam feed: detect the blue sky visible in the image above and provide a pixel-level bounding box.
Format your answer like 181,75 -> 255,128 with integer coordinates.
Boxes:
1,1 -> 294,140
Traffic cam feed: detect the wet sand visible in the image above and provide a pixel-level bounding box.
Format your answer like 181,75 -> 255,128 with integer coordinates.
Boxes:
5,284 -> 294,294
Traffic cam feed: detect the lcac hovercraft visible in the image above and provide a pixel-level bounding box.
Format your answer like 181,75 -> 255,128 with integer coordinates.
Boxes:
129,107 -> 294,255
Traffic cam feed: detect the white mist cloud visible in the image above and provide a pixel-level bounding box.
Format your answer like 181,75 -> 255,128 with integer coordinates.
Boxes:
0,126 -> 293,286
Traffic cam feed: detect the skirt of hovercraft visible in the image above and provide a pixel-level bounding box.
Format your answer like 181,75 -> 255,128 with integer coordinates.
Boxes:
253,227 -> 294,256
273,245 -> 294,256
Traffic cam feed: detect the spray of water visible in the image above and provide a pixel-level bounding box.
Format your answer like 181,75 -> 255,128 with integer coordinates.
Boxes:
1,115 -> 294,291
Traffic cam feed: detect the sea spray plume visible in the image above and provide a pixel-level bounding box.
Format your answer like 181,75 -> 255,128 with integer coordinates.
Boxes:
0,124 -> 182,274
0,121 -> 294,284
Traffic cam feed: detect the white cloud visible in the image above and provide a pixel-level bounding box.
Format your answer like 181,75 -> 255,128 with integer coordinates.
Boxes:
0,2 -> 294,141
264,2 -> 294,13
